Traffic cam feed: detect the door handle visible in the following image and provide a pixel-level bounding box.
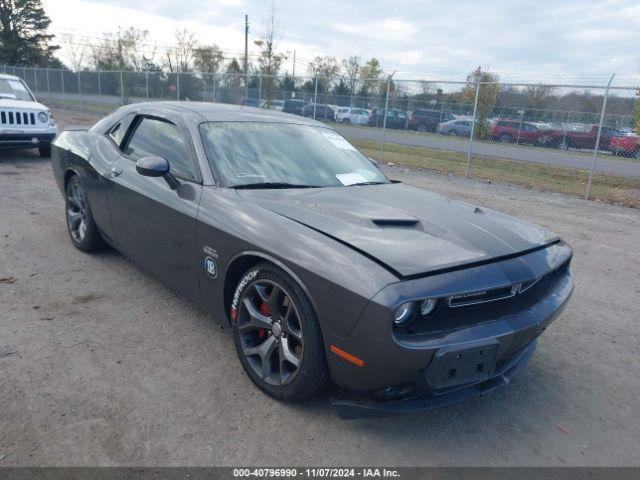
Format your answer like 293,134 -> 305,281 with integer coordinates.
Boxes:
111,166 -> 123,177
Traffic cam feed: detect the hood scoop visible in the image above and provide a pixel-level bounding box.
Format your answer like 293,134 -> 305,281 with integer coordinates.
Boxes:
372,218 -> 420,228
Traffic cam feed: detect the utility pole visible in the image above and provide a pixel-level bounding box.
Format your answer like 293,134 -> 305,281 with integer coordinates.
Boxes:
292,50 -> 296,80
244,14 -> 249,101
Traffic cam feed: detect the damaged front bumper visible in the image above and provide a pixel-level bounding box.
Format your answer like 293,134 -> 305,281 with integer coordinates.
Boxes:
333,338 -> 537,419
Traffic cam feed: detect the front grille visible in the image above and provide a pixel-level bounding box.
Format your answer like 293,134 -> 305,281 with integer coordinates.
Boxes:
448,284 -> 518,307
0,110 -> 37,126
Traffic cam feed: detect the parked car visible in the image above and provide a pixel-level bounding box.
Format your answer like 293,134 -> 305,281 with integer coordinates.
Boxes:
260,99 -> 284,111
301,104 -> 336,121
436,118 -> 473,137
283,99 -> 306,116
408,109 -> 455,132
558,124 -> 622,151
609,134 -> 640,158
0,73 -> 58,157
51,101 -> 573,418
336,107 -> 370,125
490,119 -> 561,147
239,98 -> 261,108
368,108 -> 407,129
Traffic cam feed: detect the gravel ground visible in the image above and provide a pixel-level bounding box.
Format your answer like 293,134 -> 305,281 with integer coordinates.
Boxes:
0,108 -> 639,466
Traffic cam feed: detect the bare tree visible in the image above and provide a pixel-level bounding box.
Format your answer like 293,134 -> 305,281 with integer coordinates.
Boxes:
90,27 -> 157,71
165,29 -> 198,73
308,55 -> 340,99
61,33 -> 86,70
256,5 -> 286,104
342,56 -> 361,95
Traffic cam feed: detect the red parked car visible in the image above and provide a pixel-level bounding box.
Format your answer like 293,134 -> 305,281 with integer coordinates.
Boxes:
609,135 -> 640,158
559,124 -> 622,151
490,119 -> 561,147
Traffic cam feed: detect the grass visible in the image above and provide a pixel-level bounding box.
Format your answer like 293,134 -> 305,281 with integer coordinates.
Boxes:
350,138 -> 640,208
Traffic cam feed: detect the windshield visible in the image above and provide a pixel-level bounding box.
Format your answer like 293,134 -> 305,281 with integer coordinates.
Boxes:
0,78 -> 34,101
199,122 -> 389,188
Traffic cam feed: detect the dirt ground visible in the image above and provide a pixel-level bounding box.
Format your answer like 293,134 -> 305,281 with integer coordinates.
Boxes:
0,108 -> 639,466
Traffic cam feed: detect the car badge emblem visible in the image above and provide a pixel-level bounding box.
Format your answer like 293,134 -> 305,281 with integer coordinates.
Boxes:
204,256 -> 217,279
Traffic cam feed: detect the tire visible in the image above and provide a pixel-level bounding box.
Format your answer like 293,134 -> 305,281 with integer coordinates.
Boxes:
417,124 -> 427,132
65,175 -> 105,252
499,133 -> 513,143
635,149 -> 640,160
448,130 -> 457,136
343,118 -> 350,124
38,144 -> 51,158
230,262 -> 329,402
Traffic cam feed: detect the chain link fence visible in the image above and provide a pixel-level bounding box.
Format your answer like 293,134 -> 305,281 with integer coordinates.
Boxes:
4,65 -> 639,207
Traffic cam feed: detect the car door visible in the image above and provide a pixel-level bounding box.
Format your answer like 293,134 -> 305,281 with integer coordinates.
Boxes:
106,113 -> 203,299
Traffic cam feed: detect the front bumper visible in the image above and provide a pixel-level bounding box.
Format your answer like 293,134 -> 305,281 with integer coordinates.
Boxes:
324,242 -> 574,418
334,337 -> 537,419
0,130 -> 57,149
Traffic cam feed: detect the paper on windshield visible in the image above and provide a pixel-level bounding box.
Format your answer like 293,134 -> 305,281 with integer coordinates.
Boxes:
321,131 -> 356,150
336,172 -> 368,186
8,80 -> 28,92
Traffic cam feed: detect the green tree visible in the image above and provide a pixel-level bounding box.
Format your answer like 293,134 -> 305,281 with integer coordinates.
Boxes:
279,73 -> 295,94
358,58 -> 383,96
458,66 -> 499,139
308,55 -> 340,100
0,0 -> 60,66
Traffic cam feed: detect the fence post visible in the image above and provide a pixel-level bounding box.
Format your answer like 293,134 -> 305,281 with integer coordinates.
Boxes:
176,71 -> 180,100
258,74 -> 262,105
97,70 -> 101,96
212,73 -> 216,102
145,71 -> 149,99
561,111 -> 570,148
313,77 -> 318,120
379,76 -> 392,161
120,71 -> 124,104
34,68 -> 38,93
60,69 -> 65,94
516,109 -> 525,144
585,73 -> 615,200
466,78 -> 481,176
46,68 -> 50,98
77,70 -> 81,94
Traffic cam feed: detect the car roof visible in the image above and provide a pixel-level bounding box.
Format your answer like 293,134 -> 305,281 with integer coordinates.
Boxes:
119,101 -> 326,126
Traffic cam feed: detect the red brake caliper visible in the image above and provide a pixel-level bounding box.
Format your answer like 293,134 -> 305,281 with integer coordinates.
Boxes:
258,302 -> 270,338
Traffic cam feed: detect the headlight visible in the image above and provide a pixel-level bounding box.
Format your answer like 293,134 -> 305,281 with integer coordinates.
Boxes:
38,111 -> 48,123
420,298 -> 437,316
394,302 -> 414,326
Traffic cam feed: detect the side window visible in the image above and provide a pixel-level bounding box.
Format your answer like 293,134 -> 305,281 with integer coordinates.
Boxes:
108,113 -> 136,148
124,117 -> 195,180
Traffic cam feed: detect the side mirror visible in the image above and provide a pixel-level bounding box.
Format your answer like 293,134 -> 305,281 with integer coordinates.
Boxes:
136,156 -> 179,190
368,157 -> 380,168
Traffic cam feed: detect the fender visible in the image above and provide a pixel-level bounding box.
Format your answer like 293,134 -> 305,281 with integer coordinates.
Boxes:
225,249 -> 319,316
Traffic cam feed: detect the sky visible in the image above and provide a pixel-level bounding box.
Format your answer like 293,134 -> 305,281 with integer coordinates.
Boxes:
43,0 -> 640,85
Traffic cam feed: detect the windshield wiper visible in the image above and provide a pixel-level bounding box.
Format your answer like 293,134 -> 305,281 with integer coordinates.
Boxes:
347,181 -> 388,186
232,182 -> 321,189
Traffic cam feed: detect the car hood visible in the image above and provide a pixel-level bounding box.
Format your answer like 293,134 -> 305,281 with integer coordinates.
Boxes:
0,98 -> 48,111
237,183 -> 559,278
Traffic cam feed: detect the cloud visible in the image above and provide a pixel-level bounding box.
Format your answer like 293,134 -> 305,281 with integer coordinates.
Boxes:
43,0 -> 640,83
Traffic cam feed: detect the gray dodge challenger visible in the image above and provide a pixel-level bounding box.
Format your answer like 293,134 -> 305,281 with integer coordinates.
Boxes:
51,102 -> 574,418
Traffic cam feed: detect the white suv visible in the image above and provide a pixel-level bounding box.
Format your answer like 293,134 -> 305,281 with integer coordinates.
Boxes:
335,107 -> 370,125
0,74 -> 58,157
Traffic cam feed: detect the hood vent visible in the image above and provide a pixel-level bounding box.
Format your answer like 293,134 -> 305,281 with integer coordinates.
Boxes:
372,218 -> 419,228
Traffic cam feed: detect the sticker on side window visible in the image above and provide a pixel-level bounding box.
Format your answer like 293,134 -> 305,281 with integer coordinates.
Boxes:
321,131 -> 356,150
